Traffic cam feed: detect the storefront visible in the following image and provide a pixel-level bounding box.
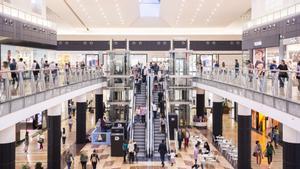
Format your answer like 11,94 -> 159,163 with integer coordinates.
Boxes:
0,44 -> 56,69
251,110 -> 281,136
282,37 -> 300,70
56,51 -> 102,67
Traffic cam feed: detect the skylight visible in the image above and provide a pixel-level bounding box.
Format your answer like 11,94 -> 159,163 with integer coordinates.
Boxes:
139,0 -> 160,17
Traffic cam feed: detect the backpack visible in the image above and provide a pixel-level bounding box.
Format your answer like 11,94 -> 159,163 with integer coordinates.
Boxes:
91,154 -> 98,162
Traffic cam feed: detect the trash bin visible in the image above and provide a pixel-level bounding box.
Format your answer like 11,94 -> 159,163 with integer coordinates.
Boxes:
111,127 -> 124,157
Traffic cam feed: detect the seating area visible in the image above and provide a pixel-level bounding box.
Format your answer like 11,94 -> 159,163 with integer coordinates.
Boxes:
214,136 -> 238,168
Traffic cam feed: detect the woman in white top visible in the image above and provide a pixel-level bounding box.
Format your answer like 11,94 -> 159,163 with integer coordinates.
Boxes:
68,116 -> 73,132
1,61 -> 11,90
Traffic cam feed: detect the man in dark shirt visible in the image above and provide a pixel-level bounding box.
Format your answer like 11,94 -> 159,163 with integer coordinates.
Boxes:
158,140 -> 167,167
9,59 -> 18,85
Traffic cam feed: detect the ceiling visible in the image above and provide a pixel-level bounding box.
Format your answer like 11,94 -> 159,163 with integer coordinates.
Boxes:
46,0 -> 251,35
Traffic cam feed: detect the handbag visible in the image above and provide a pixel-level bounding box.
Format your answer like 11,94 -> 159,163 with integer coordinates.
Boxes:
252,152 -> 257,157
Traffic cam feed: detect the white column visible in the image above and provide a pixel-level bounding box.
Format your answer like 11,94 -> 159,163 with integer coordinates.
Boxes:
0,125 -> 15,144
238,104 -> 251,116
283,125 -> 300,144
48,104 -> 61,116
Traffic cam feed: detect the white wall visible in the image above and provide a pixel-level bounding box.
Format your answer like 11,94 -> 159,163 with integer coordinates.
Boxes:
252,0 -> 300,19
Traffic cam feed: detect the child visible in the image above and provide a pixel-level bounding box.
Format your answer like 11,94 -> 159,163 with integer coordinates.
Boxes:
170,149 -> 176,166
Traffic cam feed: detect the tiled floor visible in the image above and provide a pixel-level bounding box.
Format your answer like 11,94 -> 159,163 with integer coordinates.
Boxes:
15,111 -> 96,168
15,110 -> 283,169
207,113 -> 283,169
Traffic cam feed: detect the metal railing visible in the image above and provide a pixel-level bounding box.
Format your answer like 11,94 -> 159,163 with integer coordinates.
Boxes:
196,66 -> 300,103
0,66 -> 104,103
147,74 -> 153,157
164,79 -> 171,153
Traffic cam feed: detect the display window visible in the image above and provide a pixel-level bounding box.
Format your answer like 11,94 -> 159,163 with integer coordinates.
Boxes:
266,47 -> 280,68
285,44 -> 300,70
251,110 -> 281,136
56,51 -> 102,67
1,44 -> 56,69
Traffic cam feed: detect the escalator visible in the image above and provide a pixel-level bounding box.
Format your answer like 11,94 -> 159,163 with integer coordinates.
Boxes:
132,82 -> 147,160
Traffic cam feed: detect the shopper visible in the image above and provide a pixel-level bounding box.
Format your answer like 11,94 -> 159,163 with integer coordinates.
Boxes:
90,149 -> 100,169
136,106 -> 141,123
128,140 -> 135,164
177,129 -> 183,150
71,101 -> 76,116
65,150 -> 74,169
10,59 -> 18,85
80,151 -> 88,169
1,61 -> 10,90
158,140 -> 167,167
273,126 -> 280,148
270,60 -> 277,85
37,132 -> 44,150
254,140 -> 262,165
265,141 -> 275,168
191,142 -> 200,169
152,103 -> 158,119
247,60 -> 254,82
32,60 -> 40,81
16,58 -> 26,85
170,149 -> 176,166
43,60 -> 50,82
234,59 -> 239,78
277,60 -> 289,88
297,61 -> 300,91
160,116 -> 166,133
62,128 -> 67,145
122,140 -> 128,163
184,128 -> 190,149
134,143 -> 139,162
203,141 -> 210,154
68,116 -> 73,132
24,131 -> 29,153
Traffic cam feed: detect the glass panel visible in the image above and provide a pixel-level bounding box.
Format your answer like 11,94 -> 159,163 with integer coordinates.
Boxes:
11,8 -> 18,17
274,11 -> 281,19
288,6 -> 296,15
296,4 -> 300,13
281,9 -> 288,17
3,5 -> 11,15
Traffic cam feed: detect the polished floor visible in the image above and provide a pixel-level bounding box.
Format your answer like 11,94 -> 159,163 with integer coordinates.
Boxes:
15,111 -> 283,169
207,113 -> 283,169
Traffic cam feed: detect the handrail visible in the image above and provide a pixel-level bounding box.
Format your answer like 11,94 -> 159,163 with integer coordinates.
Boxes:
129,80 -> 136,141
164,79 -> 171,153
0,66 -> 104,103
147,74 -> 152,157
196,66 -> 300,102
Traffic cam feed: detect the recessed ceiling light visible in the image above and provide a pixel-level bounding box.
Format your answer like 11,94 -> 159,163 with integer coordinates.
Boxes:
216,3 -> 220,7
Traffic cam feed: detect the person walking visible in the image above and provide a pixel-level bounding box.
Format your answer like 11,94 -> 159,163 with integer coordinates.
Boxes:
62,128 -> 67,145
160,116 -> 166,133
134,143 -> 139,162
273,126 -> 280,148
152,103 -> 158,119
128,140 -> 135,164
122,141 -> 128,163
265,141 -> 275,168
68,116 -> 73,132
90,149 -> 100,169
37,132 -> 44,150
10,59 -> 18,85
277,60 -> 289,88
1,61 -> 11,90
24,131 -> 29,153
184,128 -> 190,149
296,61 -> 300,91
270,60 -> 277,86
170,149 -> 176,166
32,60 -> 40,81
254,140 -> 262,166
158,140 -> 167,167
65,150 -> 74,169
177,129 -> 183,150
234,59 -> 239,78
191,142 -> 200,169
80,151 -> 88,169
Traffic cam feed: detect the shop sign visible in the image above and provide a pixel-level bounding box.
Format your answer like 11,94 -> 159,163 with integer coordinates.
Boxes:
254,41 -> 262,46
283,37 -> 300,45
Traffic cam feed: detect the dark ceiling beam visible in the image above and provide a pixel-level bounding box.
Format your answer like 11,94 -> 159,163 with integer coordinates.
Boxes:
64,0 -> 89,31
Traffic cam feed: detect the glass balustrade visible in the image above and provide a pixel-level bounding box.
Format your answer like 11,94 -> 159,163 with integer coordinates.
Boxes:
0,67 -> 104,102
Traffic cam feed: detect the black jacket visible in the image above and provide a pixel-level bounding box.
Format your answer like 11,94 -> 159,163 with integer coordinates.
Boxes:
158,143 -> 167,155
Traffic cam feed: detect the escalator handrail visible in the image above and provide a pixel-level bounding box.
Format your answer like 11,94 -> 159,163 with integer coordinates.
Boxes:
164,78 -> 171,153
146,74 -> 152,157
129,80 -> 136,141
